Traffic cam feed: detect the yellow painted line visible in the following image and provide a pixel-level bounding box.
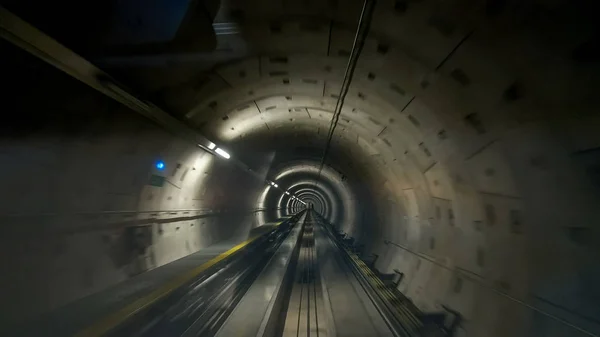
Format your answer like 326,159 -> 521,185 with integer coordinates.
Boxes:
75,222 -> 285,337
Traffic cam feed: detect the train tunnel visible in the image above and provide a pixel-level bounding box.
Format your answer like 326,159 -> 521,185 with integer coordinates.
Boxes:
0,0 -> 599,336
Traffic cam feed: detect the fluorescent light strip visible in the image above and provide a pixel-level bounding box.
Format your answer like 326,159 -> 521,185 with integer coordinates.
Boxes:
215,148 -> 230,159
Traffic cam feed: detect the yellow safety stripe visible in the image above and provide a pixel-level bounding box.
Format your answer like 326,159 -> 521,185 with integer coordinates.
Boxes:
76,220 -> 285,337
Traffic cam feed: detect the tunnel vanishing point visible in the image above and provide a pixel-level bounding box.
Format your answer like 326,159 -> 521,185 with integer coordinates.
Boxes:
0,0 -> 599,336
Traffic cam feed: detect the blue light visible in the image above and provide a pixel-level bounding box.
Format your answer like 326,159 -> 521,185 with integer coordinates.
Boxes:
155,161 -> 165,170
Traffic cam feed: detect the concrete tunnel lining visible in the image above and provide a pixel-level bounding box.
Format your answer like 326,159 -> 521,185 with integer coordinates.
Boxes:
0,0 -> 599,336
273,163 -> 357,225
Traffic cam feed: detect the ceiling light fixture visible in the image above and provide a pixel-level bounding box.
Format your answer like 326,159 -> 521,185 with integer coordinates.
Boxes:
215,148 -> 230,159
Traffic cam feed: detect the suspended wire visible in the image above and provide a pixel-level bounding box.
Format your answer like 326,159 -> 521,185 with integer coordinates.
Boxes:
314,0 -> 377,189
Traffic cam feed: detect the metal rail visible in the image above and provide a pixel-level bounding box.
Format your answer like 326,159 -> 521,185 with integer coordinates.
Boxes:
73,213 -> 305,337
280,211 -> 325,337
314,213 -> 426,337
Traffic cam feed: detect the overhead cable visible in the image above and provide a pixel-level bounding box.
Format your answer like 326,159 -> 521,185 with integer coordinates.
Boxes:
314,0 -> 377,187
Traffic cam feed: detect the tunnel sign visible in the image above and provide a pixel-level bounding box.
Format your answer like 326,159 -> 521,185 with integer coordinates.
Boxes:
148,174 -> 166,187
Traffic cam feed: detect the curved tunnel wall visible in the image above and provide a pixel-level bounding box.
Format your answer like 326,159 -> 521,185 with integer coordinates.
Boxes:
1,0 -> 600,336
0,42 -> 292,324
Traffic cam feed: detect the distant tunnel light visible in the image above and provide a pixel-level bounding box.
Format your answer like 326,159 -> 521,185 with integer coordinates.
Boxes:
155,160 -> 165,170
285,191 -> 290,195
274,184 -> 278,188
207,142 -> 216,150
215,148 -> 230,159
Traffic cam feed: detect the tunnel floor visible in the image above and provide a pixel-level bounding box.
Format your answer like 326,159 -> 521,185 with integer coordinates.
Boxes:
7,211 -> 439,337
